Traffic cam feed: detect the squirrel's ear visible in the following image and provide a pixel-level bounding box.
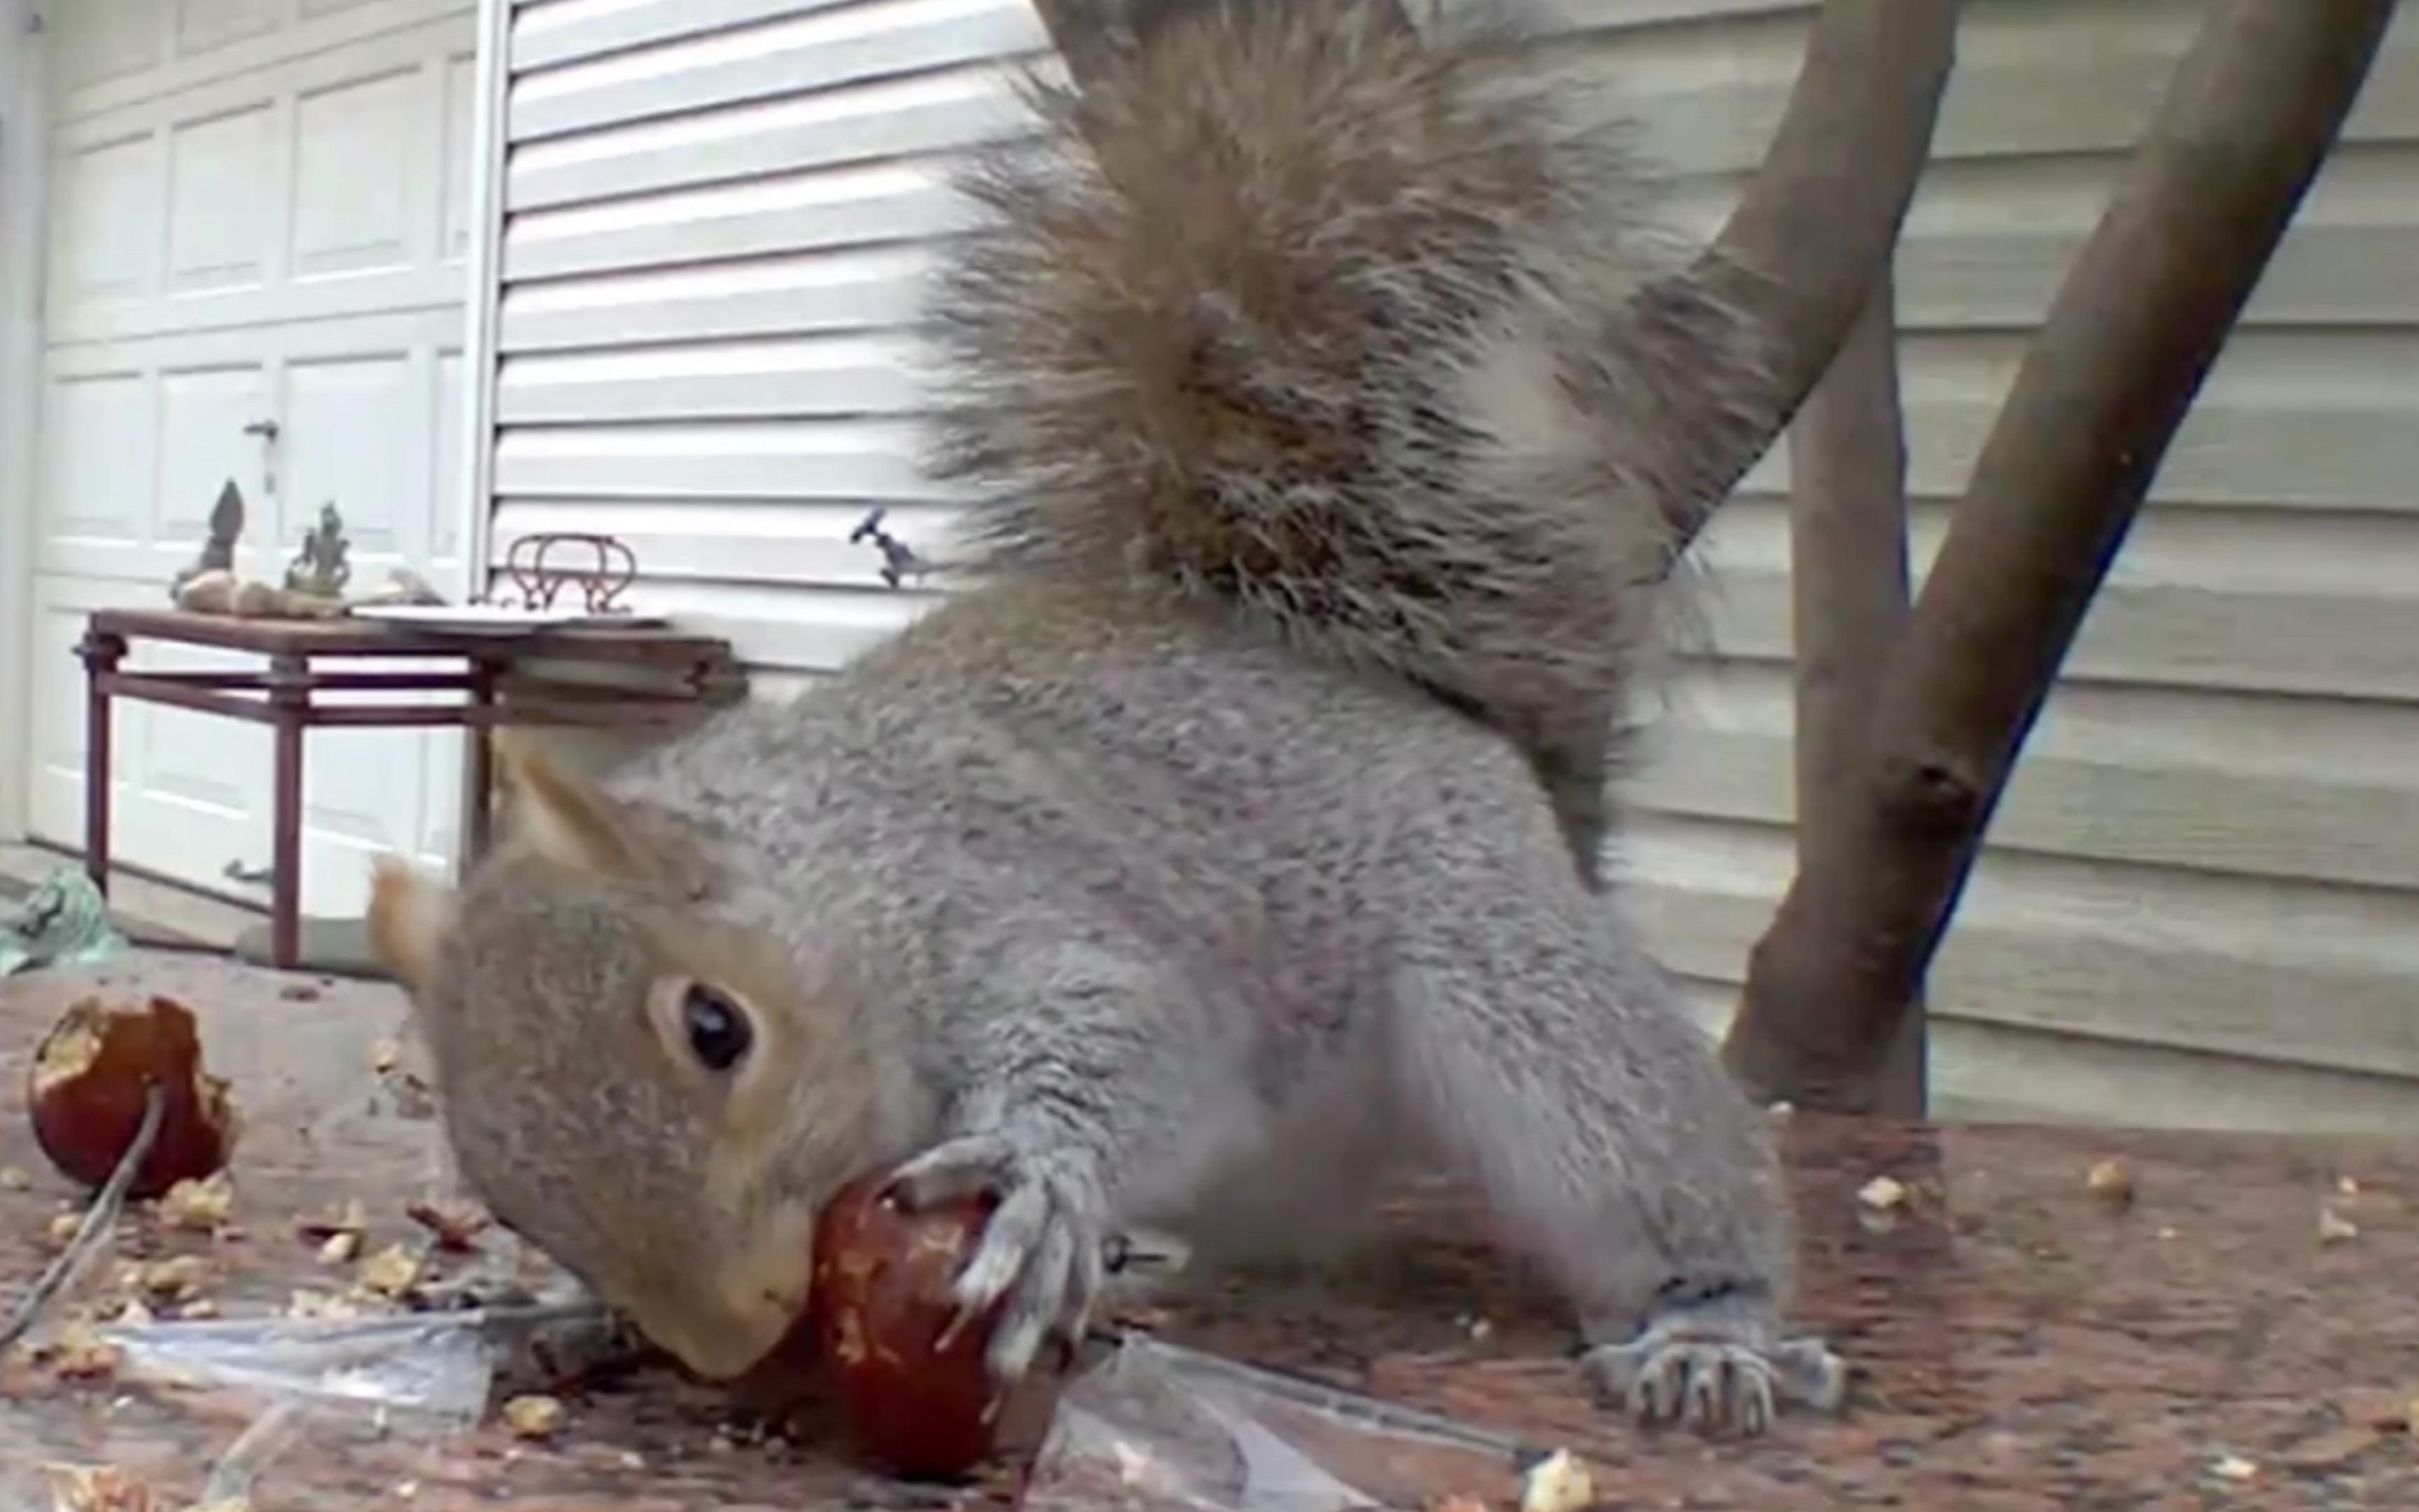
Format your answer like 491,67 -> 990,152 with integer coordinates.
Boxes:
491,728 -> 641,879
367,855 -> 456,993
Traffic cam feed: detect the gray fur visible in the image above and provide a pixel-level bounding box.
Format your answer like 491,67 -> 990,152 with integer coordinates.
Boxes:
388,0 -> 1842,1445
920,0 -> 1769,885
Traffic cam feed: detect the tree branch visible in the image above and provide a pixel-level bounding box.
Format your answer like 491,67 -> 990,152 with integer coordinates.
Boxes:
1656,0 -> 1964,554
1784,269 -> 1920,1115
1020,0 -> 1958,561
1721,0 -> 2401,1110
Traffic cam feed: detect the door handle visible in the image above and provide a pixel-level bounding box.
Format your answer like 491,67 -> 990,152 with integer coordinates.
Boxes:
223,859 -> 276,888
242,418 -> 281,493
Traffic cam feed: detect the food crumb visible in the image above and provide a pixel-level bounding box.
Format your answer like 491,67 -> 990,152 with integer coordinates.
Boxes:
2085,1158 -> 2134,1207
287,1288 -> 365,1321
158,1172 -> 236,1231
405,1198 -> 491,1251
42,1463 -> 155,1512
318,1229 -> 363,1265
295,1200 -> 368,1242
1857,1175 -> 1910,1211
503,1393 -> 567,1440
45,1323 -> 124,1381
2318,1208 -> 2360,1245
358,1243 -> 423,1297
0,1164 -> 30,1190
137,1255 -> 213,1301
1518,1449 -> 1593,1512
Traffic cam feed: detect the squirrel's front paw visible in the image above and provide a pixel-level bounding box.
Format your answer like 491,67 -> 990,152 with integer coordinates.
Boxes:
1582,1292 -> 1847,1437
885,1133 -> 1108,1385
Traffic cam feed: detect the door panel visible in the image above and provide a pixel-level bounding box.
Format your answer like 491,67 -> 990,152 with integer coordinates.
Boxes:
23,2 -> 479,919
165,102 -> 276,297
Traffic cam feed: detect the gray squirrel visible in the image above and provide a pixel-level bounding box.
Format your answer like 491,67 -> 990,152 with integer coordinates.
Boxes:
367,0 -> 1845,1442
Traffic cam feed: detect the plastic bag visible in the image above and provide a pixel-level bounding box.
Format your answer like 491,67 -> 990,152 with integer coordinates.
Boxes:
0,1324 -> 475,1512
0,866 -> 129,978
0,1297 -> 626,1512
97,1309 -> 501,1432
1022,1336 -> 1539,1512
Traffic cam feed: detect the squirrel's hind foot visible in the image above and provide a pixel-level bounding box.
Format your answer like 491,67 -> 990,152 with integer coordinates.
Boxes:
1582,1296 -> 1847,1437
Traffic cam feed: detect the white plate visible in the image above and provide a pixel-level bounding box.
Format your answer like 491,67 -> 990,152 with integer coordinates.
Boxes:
349,603 -> 665,635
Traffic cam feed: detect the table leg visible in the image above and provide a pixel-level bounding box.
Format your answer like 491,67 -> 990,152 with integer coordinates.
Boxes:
459,656 -> 498,876
77,629 -> 127,898
267,653 -> 308,971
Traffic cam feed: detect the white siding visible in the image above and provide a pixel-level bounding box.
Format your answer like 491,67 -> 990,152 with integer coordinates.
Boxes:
470,0 -> 2419,1132
483,0 -> 1056,672
1575,0 -> 2419,1133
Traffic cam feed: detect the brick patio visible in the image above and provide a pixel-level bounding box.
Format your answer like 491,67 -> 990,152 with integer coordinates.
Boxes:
1,954 -> 2413,1510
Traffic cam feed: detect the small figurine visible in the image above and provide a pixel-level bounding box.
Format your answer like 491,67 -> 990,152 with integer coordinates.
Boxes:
284,502 -> 353,600
168,479 -> 247,605
849,507 -> 936,590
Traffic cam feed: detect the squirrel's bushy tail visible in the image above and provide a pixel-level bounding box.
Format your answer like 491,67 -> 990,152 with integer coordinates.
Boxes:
922,0 -> 1765,868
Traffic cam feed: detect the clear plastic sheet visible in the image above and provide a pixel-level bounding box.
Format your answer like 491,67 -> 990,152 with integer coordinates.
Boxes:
0,1287 -> 629,1511
1023,1336 -> 1542,1512
97,1309 -> 501,1429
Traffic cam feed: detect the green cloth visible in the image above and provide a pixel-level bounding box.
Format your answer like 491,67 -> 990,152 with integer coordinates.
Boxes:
0,867 -> 129,977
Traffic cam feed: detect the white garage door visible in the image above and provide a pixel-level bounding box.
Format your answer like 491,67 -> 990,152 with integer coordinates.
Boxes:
23,0 -> 480,917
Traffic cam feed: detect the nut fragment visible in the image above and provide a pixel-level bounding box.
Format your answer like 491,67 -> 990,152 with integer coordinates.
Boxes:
287,1287 -> 364,1321
2213,1453 -> 2258,1481
318,1230 -> 362,1266
294,1199 -> 367,1243
2085,1158 -> 2135,1207
2318,1208 -> 2360,1245
27,995 -> 241,1198
1518,1449 -> 1593,1512
137,1255 -> 214,1301
0,1164 -> 30,1190
370,1038 -> 403,1074
45,1210 -> 83,1245
405,1198 -> 491,1251
158,1171 -> 236,1231
45,1322 -> 123,1380
1857,1175 -> 1910,1210
502,1393 -> 566,1439
42,1463 -> 155,1511
358,1243 -> 423,1297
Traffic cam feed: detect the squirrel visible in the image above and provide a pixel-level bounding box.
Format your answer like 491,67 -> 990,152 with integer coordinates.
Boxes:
367,0 -> 1844,1441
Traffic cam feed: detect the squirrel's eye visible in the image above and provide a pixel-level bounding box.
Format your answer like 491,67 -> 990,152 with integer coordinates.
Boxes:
680,984 -> 753,1073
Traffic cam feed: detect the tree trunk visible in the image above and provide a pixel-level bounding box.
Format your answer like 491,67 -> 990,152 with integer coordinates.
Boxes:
1721,0 -> 2402,1112
1784,271 -> 1922,1115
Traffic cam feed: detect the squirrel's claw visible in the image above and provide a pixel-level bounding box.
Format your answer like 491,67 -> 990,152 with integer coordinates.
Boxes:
887,1133 -> 1108,1385
1581,1296 -> 1847,1438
